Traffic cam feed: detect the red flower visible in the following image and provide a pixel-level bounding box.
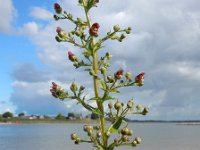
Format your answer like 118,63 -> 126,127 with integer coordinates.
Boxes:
135,72 -> 145,84
68,51 -> 77,62
115,69 -> 124,79
54,3 -> 62,14
56,27 -> 62,34
50,82 -> 58,98
89,23 -> 100,37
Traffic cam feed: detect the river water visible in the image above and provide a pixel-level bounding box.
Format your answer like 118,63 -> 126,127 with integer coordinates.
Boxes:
0,123 -> 199,150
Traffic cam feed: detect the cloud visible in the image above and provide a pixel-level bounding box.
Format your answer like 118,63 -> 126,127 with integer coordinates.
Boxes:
0,0 -> 17,33
8,0 -> 200,119
29,7 -> 53,20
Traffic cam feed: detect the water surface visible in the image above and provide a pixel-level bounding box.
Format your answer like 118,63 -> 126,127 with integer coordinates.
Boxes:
0,123 -> 199,150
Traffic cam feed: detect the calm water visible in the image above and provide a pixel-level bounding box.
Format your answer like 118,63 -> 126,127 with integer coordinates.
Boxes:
0,123 -> 200,150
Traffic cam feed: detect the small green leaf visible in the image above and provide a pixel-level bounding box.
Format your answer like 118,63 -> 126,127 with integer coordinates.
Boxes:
108,117 -> 124,133
100,80 -> 107,90
103,96 -> 116,101
110,89 -> 120,93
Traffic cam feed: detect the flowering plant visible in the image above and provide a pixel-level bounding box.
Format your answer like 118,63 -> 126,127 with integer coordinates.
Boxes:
51,0 -> 149,149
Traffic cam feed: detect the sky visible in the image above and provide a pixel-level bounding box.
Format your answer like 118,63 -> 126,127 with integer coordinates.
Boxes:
0,0 -> 200,120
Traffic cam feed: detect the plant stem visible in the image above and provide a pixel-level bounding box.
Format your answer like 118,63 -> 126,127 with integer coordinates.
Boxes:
82,2 -> 107,148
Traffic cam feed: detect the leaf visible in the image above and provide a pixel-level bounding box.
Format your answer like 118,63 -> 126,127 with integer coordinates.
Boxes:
89,97 -> 102,101
103,96 -> 116,101
110,89 -> 120,93
100,80 -> 107,90
108,117 -> 124,133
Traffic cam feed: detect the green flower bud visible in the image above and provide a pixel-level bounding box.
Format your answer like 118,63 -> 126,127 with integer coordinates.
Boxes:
100,67 -> 107,75
106,52 -> 112,60
89,70 -> 96,76
114,102 -> 122,110
67,13 -> 73,19
122,135 -> 129,142
70,81 -> 77,93
125,29 -> 131,34
107,75 -> 114,83
135,137 -> 142,144
108,102 -> 113,109
132,140 -> 137,147
125,72 -> 132,81
120,34 -> 126,40
128,27 -> 132,31
75,30 -> 82,37
136,104 -> 142,111
121,127 -> 130,135
106,131 -> 110,137
87,129 -> 93,136
127,129 -> 133,136
113,25 -> 120,32
71,133 -> 78,140
127,100 -> 134,108
74,138 -> 81,144
53,15 -> 59,21
96,131 -> 101,138
142,107 -> 149,115
55,36 -> 62,42
77,18 -> 82,23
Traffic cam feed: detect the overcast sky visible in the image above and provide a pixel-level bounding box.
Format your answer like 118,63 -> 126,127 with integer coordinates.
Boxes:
0,0 -> 200,120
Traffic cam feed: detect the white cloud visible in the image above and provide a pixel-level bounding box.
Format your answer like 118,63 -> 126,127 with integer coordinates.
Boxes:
0,0 -> 17,33
30,7 -> 53,20
8,0 -> 200,119
21,22 -> 39,35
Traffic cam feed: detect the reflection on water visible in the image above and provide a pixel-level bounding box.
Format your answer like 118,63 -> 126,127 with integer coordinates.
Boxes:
0,123 -> 200,150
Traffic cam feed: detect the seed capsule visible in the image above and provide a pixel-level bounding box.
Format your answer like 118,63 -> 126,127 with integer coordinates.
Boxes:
135,137 -> 142,144
70,133 -> 77,140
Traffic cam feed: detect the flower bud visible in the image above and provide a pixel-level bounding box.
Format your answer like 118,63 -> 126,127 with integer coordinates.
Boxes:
87,129 -> 93,136
114,102 -> 122,111
100,67 -> 107,75
135,72 -> 145,84
74,138 -> 81,144
106,52 -> 112,60
135,137 -> 142,144
142,107 -> 149,115
68,51 -> 77,62
132,140 -> 137,147
127,129 -> 133,136
122,135 -> 129,142
53,15 -> 59,21
120,34 -> 126,40
108,102 -> 113,109
56,27 -> 66,38
121,127 -> 130,135
96,131 -> 101,138
89,23 -> 100,37
70,81 -> 77,93
107,75 -> 114,83
125,72 -> 132,81
136,104 -> 142,110
115,69 -> 124,79
113,25 -> 120,32
127,100 -> 134,108
106,131 -> 110,137
71,133 -> 78,140
54,3 -> 62,14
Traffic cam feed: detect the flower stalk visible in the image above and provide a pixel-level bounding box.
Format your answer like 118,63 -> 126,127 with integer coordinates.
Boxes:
50,0 -> 149,149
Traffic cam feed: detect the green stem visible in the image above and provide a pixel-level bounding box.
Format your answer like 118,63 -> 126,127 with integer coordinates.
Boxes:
82,1 -> 107,148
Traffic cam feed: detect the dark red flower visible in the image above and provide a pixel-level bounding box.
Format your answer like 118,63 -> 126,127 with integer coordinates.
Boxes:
89,23 -> 100,37
52,82 -> 58,89
135,72 -> 145,84
54,3 -> 62,14
68,51 -> 77,62
56,27 -> 62,34
115,69 -> 124,79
